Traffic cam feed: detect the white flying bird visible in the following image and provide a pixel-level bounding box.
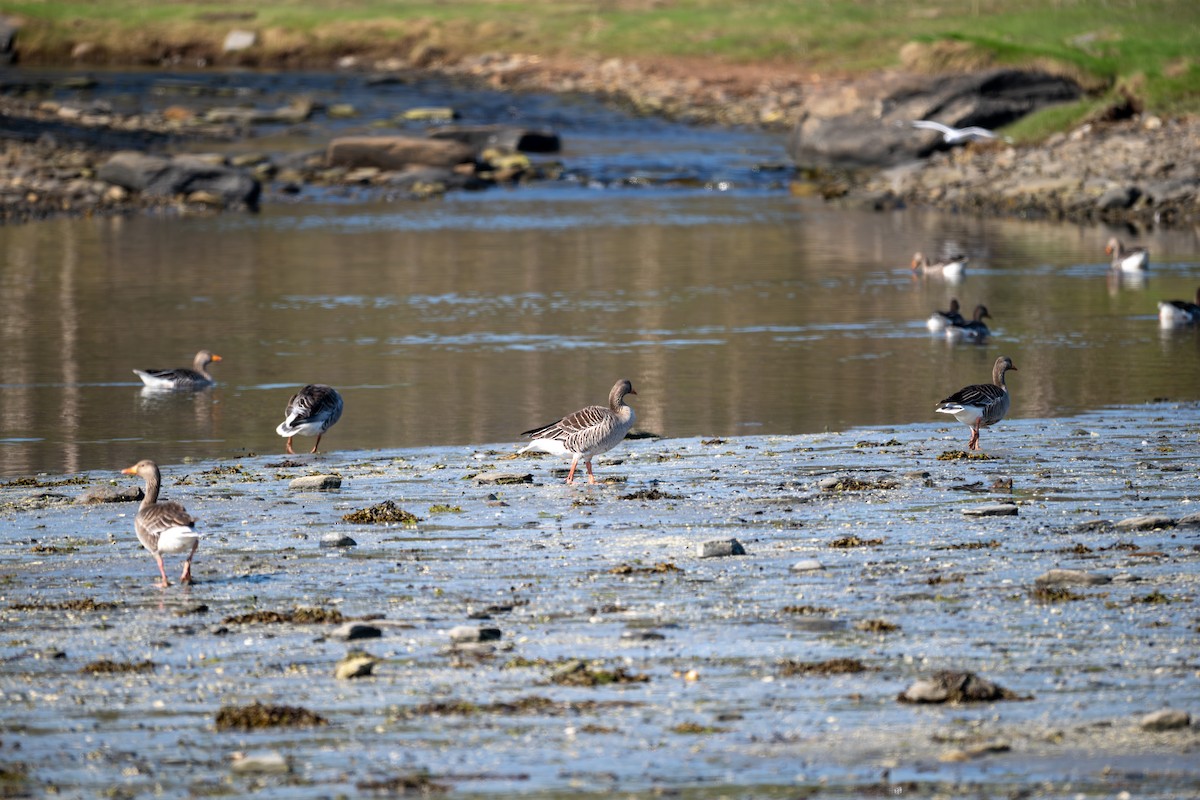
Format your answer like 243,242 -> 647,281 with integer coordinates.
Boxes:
910,119 -> 1002,145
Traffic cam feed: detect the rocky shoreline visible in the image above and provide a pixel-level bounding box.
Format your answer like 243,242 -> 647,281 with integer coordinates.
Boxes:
0,52 -> 1198,228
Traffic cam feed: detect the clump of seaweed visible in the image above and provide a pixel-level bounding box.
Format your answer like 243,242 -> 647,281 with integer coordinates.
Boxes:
619,488 -> 683,501
671,721 -> 727,734
855,619 -> 900,633
609,562 -> 681,575
778,657 -> 870,676
551,660 -> 651,687
357,772 -> 448,795
781,604 -> 832,615
81,659 -> 155,675
828,535 -> 885,548
215,701 -> 328,730
222,606 -> 346,625
1030,586 -> 1085,603
822,477 -> 900,491
393,695 -> 639,720
9,598 -> 119,612
343,500 -> 420,524
937,450 -> 995,461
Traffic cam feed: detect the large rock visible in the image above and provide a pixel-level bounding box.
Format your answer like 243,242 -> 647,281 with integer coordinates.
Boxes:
428,124 -> 561,154
787,69 -> 1080,170
97,152 -> 260,210
326,136 -> 474,170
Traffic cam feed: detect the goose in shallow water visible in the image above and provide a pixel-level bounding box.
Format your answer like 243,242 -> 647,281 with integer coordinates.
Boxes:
275,384 -> 344,454
927,298 -> 966,331
1158,286 -> 1200,328
936,356 -> 1018,451
133,350 -> 222,389
911,252 -> 968,280
519,379 -> 637,484
121,459 -> 202,588
1105,237 -> 1149,272
945,304 -> 991,342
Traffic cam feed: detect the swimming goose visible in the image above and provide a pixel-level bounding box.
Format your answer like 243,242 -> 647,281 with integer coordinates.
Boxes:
519,379 -> 637,484
927,298 -> 966,331
945,304 -> 991,341
276,384 -> 344,454
1105,237 -> 1149,272
911,252 -> 968,280
936,356 -> 1018,451
1158,286 -> 1200,327
133,350 -> 222,389
121,459 -> 202,588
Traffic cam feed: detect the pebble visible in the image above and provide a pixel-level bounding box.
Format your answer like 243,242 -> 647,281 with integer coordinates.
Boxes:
1114,514 -> 1175,530
448,625 -> 502,643
289,475 -> 342,491
962,503 -> 1019,517
334,653 -> 378,680
1176,512 -> 1200,527
76,486 -> 143,504
790,559 -> 825,572
1035,569 -> 1112,586
697,538 -> 746,558
319,532 -> 356,548
1139,709 -> 1191,731
332,622 -> 382,641
230,750 -> 289,774
620,630 -> 666,641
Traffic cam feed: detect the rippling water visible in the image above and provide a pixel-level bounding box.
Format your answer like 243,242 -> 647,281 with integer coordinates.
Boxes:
1,70 -> 1199,476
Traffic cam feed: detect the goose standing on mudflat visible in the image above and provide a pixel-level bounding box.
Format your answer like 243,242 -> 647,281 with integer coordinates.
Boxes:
519,379 -> 637,484
936,356 -> 1018,451
276,384 -> 344,454
1158,286 -> 1200,327
945,304 -> 991,342
133,350 -> 222,389
121,459 -> 202,588
927,298 -> 966,331
911,252 -> 968,281
1105,237 -> 1149,272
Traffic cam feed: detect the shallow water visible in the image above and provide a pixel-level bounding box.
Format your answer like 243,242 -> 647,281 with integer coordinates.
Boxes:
0,404 -> 1197,798
2,69 -> 1200,477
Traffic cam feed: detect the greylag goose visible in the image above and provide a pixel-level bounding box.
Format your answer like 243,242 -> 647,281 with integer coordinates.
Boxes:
911,252 -> 967,280
133,350 -> 222,389
1105,237 -> 1149,272
926,298 -> 966,331
945,304 -> 991,341
1158,286 -> 1200,327
121,460 -> 202,588
936,356 -> 1018,450
519,378 -> 637,484
276,384 -> 344,454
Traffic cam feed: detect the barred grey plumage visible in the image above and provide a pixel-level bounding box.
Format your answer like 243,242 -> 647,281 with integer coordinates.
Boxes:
519,379 -> 637,484
935,356 -> 1017,451
276,384 -> 344,454
133,350 -> 222,389
121,459 -> 202,588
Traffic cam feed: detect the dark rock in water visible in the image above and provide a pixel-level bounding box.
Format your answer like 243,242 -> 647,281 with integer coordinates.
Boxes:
289,475 -> 342,491
962,503 -> 1019,517
448,625 -> 502,643
787,69 -> 1080,169
76,485 -> 143,504
697,538 -> 746,558
319,532 -> 356,548
1114,514 -> 1175,531
428,124 -> 561,154
326,135 -> 474,170
898,670 -> 1029,704
1139,708 -> 1191,731
1035,568 -> 1111,586
98,151 -> 261,210
474,472 -> 532,486
1177,512 -> 1200,527
1097,185 -> 1140,211
334,651 -> 378,680
332,622 -> 382,641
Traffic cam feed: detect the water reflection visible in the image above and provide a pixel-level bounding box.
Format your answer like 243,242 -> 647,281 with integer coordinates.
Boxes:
1,193 -> 1198,477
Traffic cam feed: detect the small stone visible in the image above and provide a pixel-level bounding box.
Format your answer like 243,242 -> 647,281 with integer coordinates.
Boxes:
1177,512 -> 1200,527
897,671 -> 1027,704
1115,514 -> 1175,531
334,653 -> 378,680
332,622 -> 382,641
474,472 -> 532,485
327,103 -> 358,118
448,625 -> 501,643
1139,709 -> 1191,731
962,503 -> 1019,517
1035,569 -> 1111,586
790,559 -> 825,572
697,538 -> 746,558
186,190 -> 224,206
319,532 -> 356,548
223,29 -> 258,53
621,630 -> 666,641
399,106 -> 458,121
289,475 -> 342,491
76,486 -> 143,504
230,751 -> 289,774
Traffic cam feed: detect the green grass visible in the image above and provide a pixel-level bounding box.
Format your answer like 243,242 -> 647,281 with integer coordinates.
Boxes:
4,0 -> 1198,114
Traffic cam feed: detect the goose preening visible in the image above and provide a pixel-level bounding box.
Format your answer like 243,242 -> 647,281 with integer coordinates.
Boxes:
935,356 -> 1018,451
276,384 -> 344,454
910,119 -> 1001,145
911,252 -> 968,281
121,459 -> 202,588
519,379 -> 637,485
1158,287 -> 1200,328
133,350 -> 222,390
927,298 -> 966,331
945,304 -> 991,342
1105,237 -> 1149,272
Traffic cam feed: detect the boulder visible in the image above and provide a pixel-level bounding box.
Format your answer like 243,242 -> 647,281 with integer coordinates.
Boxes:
428,124 -> 561,154
97,151 -> 260,210
787,69 -> 1080,170
326,136 -> 474,170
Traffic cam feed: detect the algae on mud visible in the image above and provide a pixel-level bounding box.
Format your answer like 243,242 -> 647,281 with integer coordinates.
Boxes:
0,404 -> 1198,798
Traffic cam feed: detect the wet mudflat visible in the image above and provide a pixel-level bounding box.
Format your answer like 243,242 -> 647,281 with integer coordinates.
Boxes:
1,404 -> 1198,799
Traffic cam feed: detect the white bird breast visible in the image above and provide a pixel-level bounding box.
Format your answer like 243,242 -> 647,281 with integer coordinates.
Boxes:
155,526 -> 202,554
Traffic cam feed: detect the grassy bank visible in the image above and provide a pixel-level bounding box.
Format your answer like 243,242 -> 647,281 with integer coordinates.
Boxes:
3,1 -> 1198,120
